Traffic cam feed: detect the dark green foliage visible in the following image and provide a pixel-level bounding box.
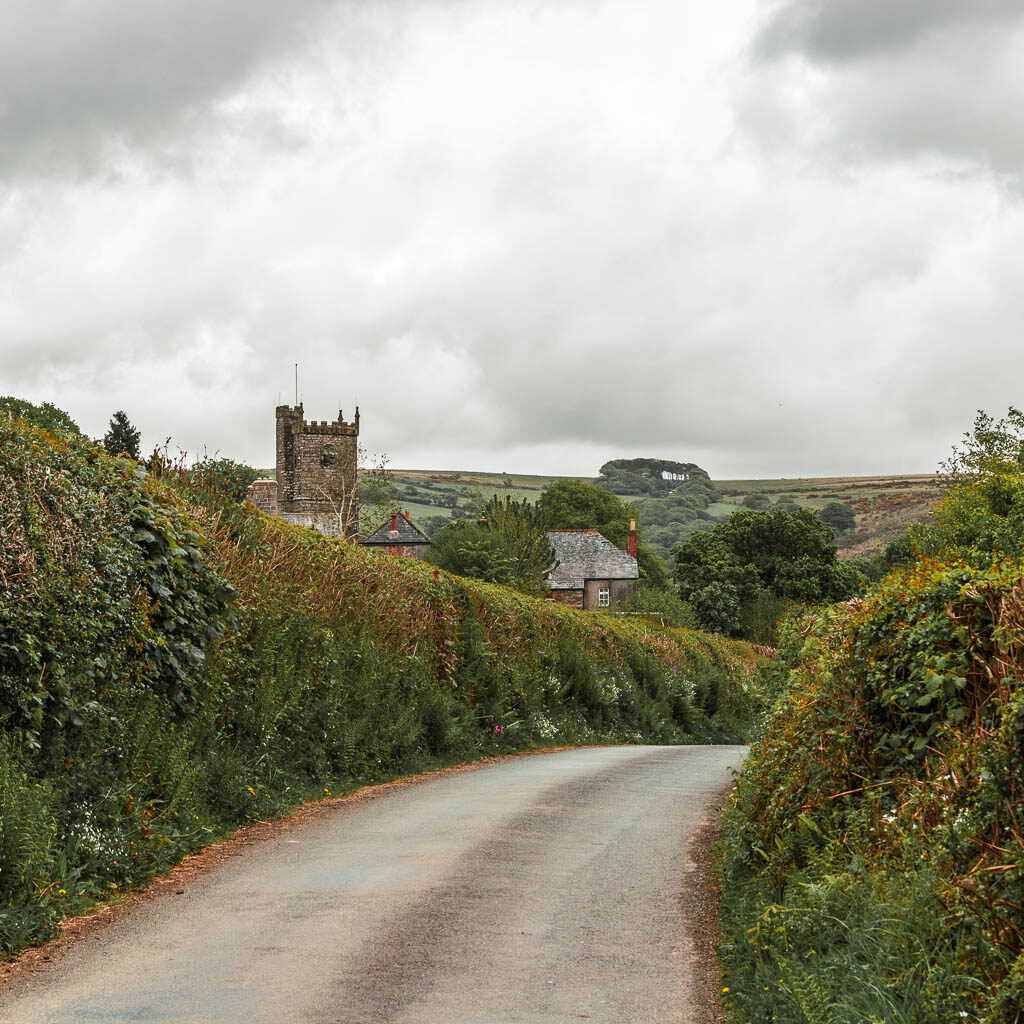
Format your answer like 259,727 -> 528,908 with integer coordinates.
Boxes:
741,492 -> 771,510
883,531 -> 916,567
535,478 -> 637,547
0,397 -> 80,436
428,520 -> 518,585
186,457 -> 260,504
817,500 -> 856,535
595,458 -> 710,496
623,585 -> 698,628
103,410 -> 141,459
594,460 -> 721,566
427,496 -> 556,593
674,508 -> 856,638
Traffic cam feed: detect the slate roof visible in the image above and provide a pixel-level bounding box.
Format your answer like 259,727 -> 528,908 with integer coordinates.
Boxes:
545,530 -> 638,590
362,514 -> 432,546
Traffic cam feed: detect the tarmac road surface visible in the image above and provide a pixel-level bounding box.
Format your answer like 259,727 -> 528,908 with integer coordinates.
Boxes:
0,744 -> 747,1024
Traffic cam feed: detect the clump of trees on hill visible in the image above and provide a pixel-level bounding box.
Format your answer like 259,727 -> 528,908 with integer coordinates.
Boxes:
593,458 -> 722,565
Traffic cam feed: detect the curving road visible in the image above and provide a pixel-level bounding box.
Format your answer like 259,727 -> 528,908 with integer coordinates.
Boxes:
0,744 -> 746,1024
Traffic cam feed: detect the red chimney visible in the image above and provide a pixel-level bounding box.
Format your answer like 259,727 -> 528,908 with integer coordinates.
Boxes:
391,513 -> 398,531
628,519 -> 637,559
404,510 -> 411,521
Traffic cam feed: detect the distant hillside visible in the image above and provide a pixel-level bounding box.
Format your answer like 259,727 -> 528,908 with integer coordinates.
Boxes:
385,467 -> 943,560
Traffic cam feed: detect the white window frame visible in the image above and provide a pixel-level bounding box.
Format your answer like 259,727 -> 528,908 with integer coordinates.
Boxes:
597,586 -> 611,608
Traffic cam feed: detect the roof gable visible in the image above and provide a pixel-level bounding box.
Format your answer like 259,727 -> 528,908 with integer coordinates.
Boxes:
546,530 -> 638,590
363,514 -> 431,546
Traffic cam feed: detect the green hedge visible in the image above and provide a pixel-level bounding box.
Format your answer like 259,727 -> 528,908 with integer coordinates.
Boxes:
719,559 -> 1024,1023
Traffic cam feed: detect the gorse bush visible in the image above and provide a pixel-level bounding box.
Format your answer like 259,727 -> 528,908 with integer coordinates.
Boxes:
0,417 -> 760,956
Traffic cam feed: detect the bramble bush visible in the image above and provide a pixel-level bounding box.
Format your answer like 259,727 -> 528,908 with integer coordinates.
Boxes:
0,417 -> 760,956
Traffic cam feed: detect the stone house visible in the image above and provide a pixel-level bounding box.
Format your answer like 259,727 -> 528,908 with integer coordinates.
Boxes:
246,404 -> 360,537
546,522 -> 639,610
362,511 -> 432,559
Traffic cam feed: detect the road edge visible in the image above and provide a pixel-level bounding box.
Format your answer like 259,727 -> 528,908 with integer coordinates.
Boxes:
0,743 -> 589,990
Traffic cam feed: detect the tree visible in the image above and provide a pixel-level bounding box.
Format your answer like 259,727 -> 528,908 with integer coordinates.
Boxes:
941,406 -> 1024,481
103,411 -> 141,459
818,501 -> 856,536
536,479 -> 636,547
479,495 -> 557,592
186,457 -> 260,503
674,508 -> 856,637
0,396 -> 80,436
429,496 -> 556,593
741,492 -> 772,510
427,521 -> 518,586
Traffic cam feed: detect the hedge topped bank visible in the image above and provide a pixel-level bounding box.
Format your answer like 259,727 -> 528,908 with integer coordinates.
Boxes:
0,417 -> 759,955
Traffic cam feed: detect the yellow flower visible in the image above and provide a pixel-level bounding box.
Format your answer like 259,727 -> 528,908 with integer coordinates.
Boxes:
58,889 -> 66,896
247,786 -> 256,796
721,987 -> 729,993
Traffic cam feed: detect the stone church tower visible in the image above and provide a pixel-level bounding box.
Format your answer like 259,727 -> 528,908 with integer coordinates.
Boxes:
248,404 -> 360,538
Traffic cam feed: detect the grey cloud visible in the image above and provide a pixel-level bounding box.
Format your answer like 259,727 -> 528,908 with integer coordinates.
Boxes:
0,0 -> 332,179
747,0 -> 1024,178
756,0 -> 1022,62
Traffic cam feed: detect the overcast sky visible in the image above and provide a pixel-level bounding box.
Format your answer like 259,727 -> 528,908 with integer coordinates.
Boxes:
2,0 -> 1022,478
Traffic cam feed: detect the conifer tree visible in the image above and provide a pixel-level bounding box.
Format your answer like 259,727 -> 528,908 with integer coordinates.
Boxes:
103,410 -> 141,459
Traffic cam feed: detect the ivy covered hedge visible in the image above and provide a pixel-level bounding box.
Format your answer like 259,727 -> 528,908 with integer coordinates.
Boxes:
0,417 -> 759,956
720,560 -> 1024,1023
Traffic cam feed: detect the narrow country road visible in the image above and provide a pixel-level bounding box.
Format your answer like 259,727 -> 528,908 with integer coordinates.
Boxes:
0,745 -> 746,1024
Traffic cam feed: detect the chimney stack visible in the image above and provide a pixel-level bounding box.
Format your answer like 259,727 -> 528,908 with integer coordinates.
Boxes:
404,510 -> 410,521
628,519 -> 637,559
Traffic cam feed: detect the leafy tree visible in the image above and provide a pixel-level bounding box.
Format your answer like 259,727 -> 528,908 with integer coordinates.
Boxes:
479,494 -> 557,592
186,457 -> 260,503
942,406 -> 1024,480
595,458 -> 710,496
882,532 -> 915,568
429,496 -> 556,593
0,396 -> 80,436
103,411 -> 141,459
674,508 -> 856,638
741,492 -> 772,510
536,479 -> 636,545
427,521 -> 518,586
912,408 -> 1024,564
818,500 -> 856,535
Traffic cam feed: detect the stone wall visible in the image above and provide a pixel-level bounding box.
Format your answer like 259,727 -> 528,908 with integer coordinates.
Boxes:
246,478 -> 279,515
275,404 -> 359,536
548,589 -> 584,610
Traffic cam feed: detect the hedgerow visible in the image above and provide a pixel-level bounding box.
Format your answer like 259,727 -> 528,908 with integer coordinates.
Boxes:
719,557 -> 1024,1022
0,417 -> 760,956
